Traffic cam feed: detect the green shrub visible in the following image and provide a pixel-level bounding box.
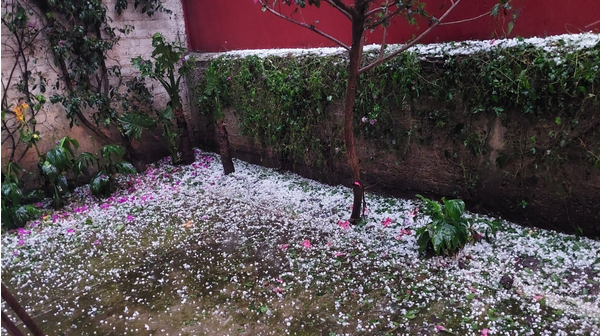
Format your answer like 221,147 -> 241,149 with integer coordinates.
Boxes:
89,145 -> 137,198
38,137 -> 89,209
38,137 -> 136,204
1,162 -> 42,229
415,195 -> 498,256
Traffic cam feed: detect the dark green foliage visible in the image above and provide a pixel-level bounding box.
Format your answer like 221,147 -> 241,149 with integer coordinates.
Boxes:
40,0 -> 166,160
131,33 -> 196,163
431,42 -> 600,115
114,0 -> 170,16
414,195 -> 498,255
200,65 -> 226,119
120,112 -> 157,139
131,33 -> 196,108
1,162 -> 42,229
198,55 -> 346,167
73,152 -> 95,176
89,172 -> 110,198
90,145 -> 137,198
37,137 -> 136,203
38,136 -> 90,208
98,145 -> 137,175
197,40 -> 599,169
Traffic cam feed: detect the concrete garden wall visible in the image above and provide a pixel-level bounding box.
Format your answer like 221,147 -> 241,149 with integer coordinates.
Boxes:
188,36 -> 600,236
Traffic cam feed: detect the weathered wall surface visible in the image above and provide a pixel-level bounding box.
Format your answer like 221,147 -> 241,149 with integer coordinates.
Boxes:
193,100 -> 600,237
1,0 -> 190,179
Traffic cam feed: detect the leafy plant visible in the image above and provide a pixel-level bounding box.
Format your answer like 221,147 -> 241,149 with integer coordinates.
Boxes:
38,136 -> 89,208
89,145 -> 137,198
201,55 -> 342,169
414,195 -> 497,255
249,0 -> 516,223
114,0 -> 171,16
198,65 -> 235,174
37,137 -> 135,206
131,32 -> 197,165
119,111 -> 157,140
1,162 -> 42,229
33,0 -> 170,168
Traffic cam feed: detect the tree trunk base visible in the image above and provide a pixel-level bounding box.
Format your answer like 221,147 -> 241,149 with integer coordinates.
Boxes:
350,182 -> 363,223
217,119 -> 235,175
174,107 -> 195,166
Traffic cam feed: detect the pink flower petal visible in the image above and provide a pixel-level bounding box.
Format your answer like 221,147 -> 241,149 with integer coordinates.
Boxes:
435,325 -> 446,332
302,240 -> 312,248
280,244 -> 289,250
481,328 -> 490,336
338,221 -> 350,230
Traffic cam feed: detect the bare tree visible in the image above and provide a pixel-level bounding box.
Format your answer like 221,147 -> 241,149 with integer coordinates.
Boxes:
254,0 -> 513,223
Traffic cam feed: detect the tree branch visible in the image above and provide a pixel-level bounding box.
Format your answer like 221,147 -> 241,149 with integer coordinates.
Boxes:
359,0 -> 463,74
258,1 -> 350,50
365,5 -> 405,30
585,19 -> 600,29
323,0 -> 352,20
365,6 -> 386,18
439,10 -> 490,25
378,0 -> 390,61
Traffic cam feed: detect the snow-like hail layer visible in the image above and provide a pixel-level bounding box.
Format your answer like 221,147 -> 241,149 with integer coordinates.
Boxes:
1,150 -> 599,335
193,33 -> 600,60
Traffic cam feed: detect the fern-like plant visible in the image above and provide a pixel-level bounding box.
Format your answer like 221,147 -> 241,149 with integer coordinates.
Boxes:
415,195 -> 497,256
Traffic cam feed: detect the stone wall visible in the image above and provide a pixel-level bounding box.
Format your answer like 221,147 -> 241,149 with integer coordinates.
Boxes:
1,0 -> 190,179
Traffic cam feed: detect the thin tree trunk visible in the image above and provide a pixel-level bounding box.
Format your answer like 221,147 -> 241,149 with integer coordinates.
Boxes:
173,105 -> 195,165
217,118 -> 235,175
345,16 -> 365,222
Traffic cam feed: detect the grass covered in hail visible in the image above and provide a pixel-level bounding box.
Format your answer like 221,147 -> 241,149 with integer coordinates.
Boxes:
2,150 -> 599,335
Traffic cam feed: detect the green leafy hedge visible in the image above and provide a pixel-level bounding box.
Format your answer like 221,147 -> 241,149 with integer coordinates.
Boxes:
195,39 -> 600,167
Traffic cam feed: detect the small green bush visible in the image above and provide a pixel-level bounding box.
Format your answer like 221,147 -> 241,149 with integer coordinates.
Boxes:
89,145 -> 137,198
415,195 -> 497,255
1,162 -> 42,229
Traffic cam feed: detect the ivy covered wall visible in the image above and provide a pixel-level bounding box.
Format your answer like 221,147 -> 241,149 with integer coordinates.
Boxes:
190,36 -> 600,236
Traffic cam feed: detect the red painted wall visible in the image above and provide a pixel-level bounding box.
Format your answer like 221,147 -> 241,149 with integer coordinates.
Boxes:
181,0 -> 600,52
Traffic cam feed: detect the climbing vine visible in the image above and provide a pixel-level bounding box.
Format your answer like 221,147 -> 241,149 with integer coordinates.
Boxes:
198,55 -> 347,168
197,38 -> 599,171
1,1 -> 47,164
